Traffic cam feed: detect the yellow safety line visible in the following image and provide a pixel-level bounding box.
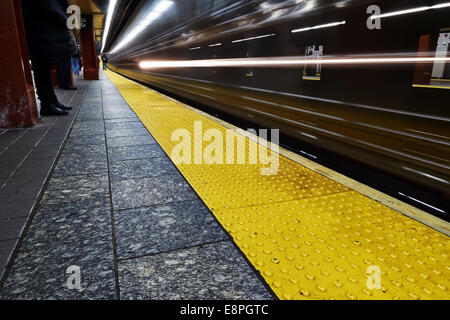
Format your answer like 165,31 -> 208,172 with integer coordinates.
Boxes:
155,88 -> 450,236
105,70 -> 450,300
412,84 -> 450,90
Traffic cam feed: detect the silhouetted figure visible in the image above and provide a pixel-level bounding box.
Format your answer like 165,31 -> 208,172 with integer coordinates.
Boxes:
22,0 -> 76,116
102,54 -> 109,71
71,45 -> 81,76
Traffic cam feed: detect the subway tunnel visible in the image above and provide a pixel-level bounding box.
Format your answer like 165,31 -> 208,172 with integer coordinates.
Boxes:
0,0 -> 449,305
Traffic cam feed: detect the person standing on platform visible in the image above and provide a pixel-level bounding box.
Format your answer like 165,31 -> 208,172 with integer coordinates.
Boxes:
102,54 -> 109,71
21,0 -> 75,116
71,45 -> 81,76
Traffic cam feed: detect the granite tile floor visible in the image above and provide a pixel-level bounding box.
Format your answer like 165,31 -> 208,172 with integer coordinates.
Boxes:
0,82 -> 86,281
0,71 -> 274,300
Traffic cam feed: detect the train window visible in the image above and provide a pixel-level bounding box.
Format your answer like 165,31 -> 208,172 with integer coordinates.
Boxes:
302,44 -> 323,81
413,30 -> 450,90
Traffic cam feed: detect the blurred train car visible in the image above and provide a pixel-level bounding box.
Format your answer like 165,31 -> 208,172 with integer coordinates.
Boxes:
105,0 -> 450,219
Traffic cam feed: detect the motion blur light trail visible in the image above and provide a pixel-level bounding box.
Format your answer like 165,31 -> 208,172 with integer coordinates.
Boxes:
139,55 -> 450,69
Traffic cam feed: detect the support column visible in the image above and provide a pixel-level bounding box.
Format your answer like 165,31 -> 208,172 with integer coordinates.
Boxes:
0,0 -> 38,128
80,15 -> 99,80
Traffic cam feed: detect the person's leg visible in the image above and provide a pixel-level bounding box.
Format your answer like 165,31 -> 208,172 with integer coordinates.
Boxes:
32,58 -> 58,106
71,57 -> 76,75
57,56 -> 75,89
75,57 -> 80,75
31,58 -> 68,116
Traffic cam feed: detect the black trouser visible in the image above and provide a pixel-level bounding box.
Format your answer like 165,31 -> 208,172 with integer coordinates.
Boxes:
57,56 -> 72,88
31,57 -> 59,107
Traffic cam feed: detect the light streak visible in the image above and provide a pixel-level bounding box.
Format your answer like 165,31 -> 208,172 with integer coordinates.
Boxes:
101,0 -> 118,53
370,2 -> 450,20
139,56 -> 450,69
292,21 -> 346,33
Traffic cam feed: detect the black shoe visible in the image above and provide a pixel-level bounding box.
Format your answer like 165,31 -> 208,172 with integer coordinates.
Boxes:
60,86 -> 78,91
40,104 -> 69,116
58,103 -> 73,111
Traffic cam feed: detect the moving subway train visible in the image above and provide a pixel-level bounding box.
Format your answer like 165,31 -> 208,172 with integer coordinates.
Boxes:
104,0 -> 450,219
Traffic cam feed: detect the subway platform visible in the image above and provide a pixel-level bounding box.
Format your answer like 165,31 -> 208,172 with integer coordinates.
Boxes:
0,70 -> 448,300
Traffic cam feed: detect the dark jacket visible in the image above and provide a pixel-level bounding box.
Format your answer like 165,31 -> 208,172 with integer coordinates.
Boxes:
21,0 -> 76,59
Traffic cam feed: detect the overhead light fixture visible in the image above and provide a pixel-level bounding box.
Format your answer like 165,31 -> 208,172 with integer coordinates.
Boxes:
232,33 -> 276,43
139,56 -> 450,69
292,21 -> 346,33
101,0 -> 118,53
370,2 -> 450,20
110,0 -> 174,53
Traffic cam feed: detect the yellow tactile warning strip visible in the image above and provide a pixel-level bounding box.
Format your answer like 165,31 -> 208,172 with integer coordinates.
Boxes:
105,70 -> 450,300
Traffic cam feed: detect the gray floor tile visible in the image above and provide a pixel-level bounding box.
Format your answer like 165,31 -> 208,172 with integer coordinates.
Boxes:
5,172 -> 48,189
76,114 -> 103,121
42,174 -> 109,205
61,142 -> 107,157
27,202 -> 111,247
118,241 -> 272,300
105,128 -> 151,139
13,129 -> 47,148
0,233 -> 116,300
66,135 -> 105,146
0,151 -> 29,168
0,161 -> 20,173
104,118 -> 139,124
11,165 -> 52,180
32,143 -> 64,157
103,106 -> 132,114
52,118 -> 75,129
20,156 -> 56,170
108,144 -> 166,162
106,135 -> 157,148
70,126 -> 105,138
0,130 -> 27,151
0,178 -> 6,189
105,121 -> 144,131
103,113 -> 136,120
73,121 -> 105,131
53,154 -> 108,177
0,185 -> 42,203
111,173 -> 197,210
0,217 -> 27,241
109,157 -> 176,181
0,239 -> 18,278
0,199 -> 34,219
0,170 -> 13,180
114,200 -> 227,259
